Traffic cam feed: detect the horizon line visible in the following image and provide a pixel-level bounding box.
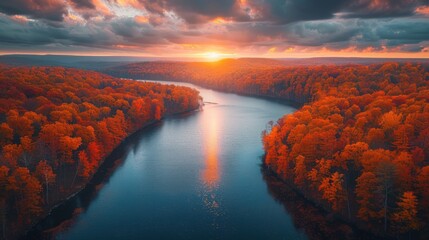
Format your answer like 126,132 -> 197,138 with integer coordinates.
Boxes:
1,53 -> 429,60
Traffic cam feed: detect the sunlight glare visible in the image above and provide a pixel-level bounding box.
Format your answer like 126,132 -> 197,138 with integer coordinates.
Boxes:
205,52 -> 222,60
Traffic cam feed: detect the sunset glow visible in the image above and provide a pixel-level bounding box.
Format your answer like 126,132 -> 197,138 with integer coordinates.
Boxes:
202,52 -> 234,61
204,52 -> 222,61
0,0 -> 427,58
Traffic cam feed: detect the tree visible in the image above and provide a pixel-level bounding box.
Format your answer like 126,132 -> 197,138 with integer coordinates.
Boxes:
318,172 -> 345,212
0,123 -> 13,146
35,160 -> 56,204
6,111 -> 34,139
0,166 -> 9,239
1,144 -> 22,168
7,167 -> 42,223
393,152 -> 414,191
129,98 -> 150,128
78,150 -> 91,178
58,136 -> 82,165
376,160 -> 397,232
356,172 -> 383,222
393,125 -> 411,151
380,111 -> 402,131
151,99 -> 164,120
39,122 -> 74,158
19,136 -> 33,167
417,166 -> 429,213
335,142 -> 368,171
294,155 -> 306,188
365,128 -> 385,149
263,126 -> 280,168
87,141 -> 102,164
392,192 -> 420,233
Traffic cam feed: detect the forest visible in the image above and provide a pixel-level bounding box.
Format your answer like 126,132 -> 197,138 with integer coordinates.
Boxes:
108,60 -> 429,238
260,63 -> 429,237
0,66 -> 200,237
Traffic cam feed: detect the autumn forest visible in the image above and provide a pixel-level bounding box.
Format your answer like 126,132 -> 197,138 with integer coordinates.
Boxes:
1,0 -> 429,239
0,66 -> 200,238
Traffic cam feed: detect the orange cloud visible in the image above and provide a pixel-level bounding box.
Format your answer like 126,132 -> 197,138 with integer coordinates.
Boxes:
10,15 -> 30,23
415,6 -> 429,15
134,15 -> 149,24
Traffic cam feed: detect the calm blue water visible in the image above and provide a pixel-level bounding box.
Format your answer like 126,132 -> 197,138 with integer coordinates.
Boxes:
54,81 -> 305,239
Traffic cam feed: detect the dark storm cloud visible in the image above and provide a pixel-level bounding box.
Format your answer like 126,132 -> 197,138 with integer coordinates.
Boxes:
110,18 -> 170,44
0,0 -> 67,22
245,0 -> 429,23
246,0 -> 345,23
71,0 -> 96,9
284,21 -> 361,46
0,14 -> 115,48
342,0 -> 429,18
0,13 -> 184,51
374,19 -> 429,45
211,17 -> 429,50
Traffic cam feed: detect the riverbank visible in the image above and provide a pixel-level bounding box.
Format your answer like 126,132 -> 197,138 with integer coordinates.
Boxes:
260,164 -> 394,240
131,78 -> 304,109
23,106 -> 201,239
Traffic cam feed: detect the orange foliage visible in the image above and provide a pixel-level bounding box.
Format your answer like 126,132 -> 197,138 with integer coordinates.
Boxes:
255,63 -> 429,235
0,66 -> 200,233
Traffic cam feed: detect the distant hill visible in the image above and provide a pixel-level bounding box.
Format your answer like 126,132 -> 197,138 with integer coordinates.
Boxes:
105,57 -> 429,79
0,55 -> 164,70
1,55 -> 428,71
279,57 -> 429,66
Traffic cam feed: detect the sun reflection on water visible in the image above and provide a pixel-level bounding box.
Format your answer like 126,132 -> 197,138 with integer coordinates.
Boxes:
200,108 -> 223,223
202,114 -> 219,187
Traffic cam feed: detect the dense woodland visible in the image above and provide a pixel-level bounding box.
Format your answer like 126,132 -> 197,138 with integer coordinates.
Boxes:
260,63 -> 429,237
109,60 -> 429,238
0,66 -> 200,238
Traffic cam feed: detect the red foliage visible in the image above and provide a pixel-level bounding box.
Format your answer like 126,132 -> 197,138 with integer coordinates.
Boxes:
0,66 -> 200,234
256,63 -> 429,235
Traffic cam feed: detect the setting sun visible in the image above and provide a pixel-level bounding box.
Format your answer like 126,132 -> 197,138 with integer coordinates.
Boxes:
202,52 -> 233,61
204,52 -> 222,60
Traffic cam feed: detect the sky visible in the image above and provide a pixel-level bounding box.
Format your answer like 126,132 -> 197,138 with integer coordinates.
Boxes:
0,0 -> 429,59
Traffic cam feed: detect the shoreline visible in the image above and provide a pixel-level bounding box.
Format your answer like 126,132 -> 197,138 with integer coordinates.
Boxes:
124,77 -> 304,109
23,106 -> 201,239
261,163 -> 398,240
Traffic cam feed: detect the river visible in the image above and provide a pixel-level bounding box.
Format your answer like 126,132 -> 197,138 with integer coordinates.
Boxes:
28,81 -> 311,239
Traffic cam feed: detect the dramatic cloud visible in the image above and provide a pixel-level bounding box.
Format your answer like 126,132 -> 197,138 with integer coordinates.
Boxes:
341,0 -> 429,18
0,0 -> 67,21
0,0 -> 428,57
71,0 -> 96,9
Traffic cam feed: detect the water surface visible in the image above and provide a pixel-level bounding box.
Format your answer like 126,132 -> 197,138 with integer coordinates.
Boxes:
46,81 -> 305,239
